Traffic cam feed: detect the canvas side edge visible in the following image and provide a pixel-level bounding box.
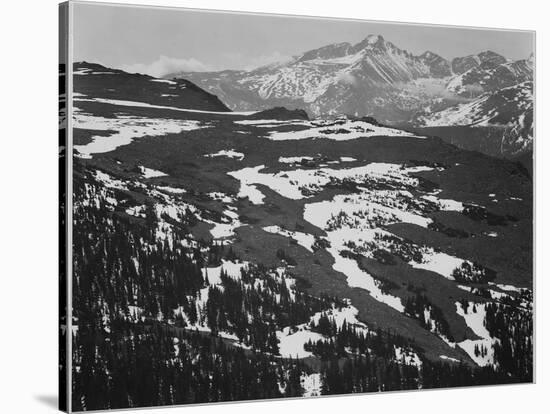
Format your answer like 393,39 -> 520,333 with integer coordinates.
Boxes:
59,2 -> 69,412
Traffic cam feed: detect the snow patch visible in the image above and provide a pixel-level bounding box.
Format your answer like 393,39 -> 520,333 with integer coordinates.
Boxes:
439,355 -> 461,363
267,120 -> 424,141
395,347 -> 422,367
340,156 -> 357,162
73,108 -> 207,156
301,373 -> 321,397
421,194 -> 464,212
278,156 -> 313,164
156,185 -> 187,194
150,79 -> 176,85
74,96 -> 258,116
263,225 -> 316,252
277,327 -> 324,358
139,166 -> 167,178
202,260 -> 248,286
409,250 -> 465,280
205,149 -> 245,160
455,301 -> 496,367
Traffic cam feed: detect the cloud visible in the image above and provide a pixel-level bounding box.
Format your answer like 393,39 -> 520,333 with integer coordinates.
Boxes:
120,55 -> 213,78
461,83 -> 484,96
220,51 -> 294,71
395,79 -> 478,103
118,52 -> 293,77
242,52 -> 294,70
337,72 -> 358,86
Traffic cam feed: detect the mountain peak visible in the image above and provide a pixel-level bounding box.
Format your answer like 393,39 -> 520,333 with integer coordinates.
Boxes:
451,50 -> 507,74
353,34 -> 387,51
478,50 -> 505,59
298,41 -> 353,62
420,51 -> 437,59
419,51 -> 452,77
477,50 -> 507,69
365,34 -> 385,44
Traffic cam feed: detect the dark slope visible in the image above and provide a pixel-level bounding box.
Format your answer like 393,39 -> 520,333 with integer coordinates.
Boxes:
73,61 -> 231,112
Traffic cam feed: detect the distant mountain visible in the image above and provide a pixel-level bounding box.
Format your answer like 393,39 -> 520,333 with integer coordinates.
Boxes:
415,82 -> 533,156
446,52 -> 532,97
168,35 -> 533,156
167,35 -> 531,120
417,81 -> 532,130
168,35 -> 456,121
451,50 -> 507,75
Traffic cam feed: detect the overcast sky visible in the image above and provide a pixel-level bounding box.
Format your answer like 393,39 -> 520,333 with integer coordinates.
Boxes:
73,2 -> 534,77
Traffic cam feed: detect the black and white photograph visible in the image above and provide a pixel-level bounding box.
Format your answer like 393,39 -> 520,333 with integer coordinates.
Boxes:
59,1 -> 534,412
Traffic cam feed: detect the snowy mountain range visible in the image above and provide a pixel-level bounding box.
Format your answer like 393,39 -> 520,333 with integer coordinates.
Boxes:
168,35 -> 533,157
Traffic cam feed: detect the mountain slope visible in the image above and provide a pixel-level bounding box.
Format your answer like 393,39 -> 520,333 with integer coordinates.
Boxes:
74,61 -> 231,112
446,53 -> 533,97
415,82 -> 533,156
